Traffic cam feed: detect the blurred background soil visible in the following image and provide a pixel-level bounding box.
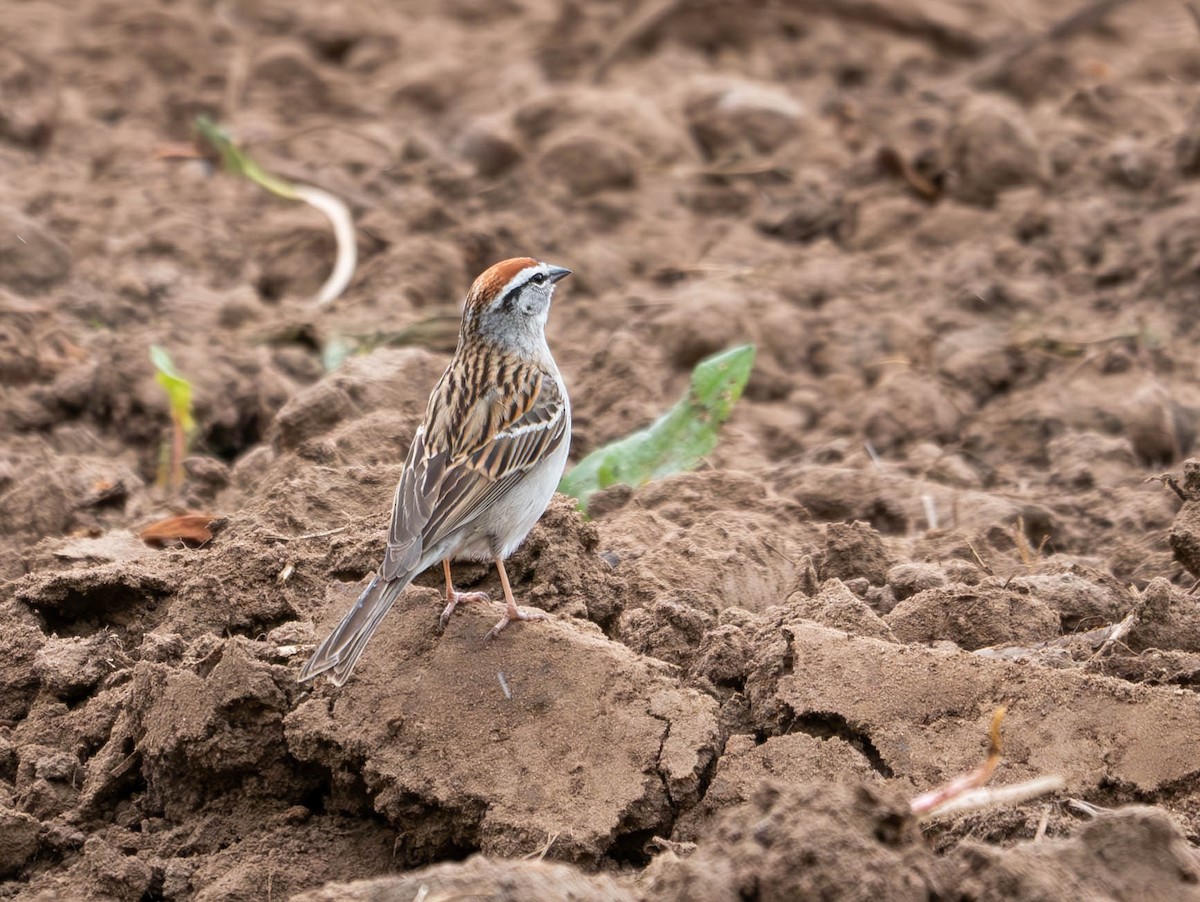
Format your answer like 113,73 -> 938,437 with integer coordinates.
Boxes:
6,0 -> 1200,898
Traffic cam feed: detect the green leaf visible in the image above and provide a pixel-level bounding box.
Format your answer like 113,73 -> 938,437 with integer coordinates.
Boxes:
150,345 -> 196,434
194,115 -> 300,201
559,344 -> 755,512
321,334 -> 358,373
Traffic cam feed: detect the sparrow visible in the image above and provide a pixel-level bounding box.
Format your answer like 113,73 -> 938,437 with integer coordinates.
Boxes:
299,257 -> 573,686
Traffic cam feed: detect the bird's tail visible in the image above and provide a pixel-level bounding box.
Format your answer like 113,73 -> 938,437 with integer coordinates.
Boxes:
299,572 -> 410,686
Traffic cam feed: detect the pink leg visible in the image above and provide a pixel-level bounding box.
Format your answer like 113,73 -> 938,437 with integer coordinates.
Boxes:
438,559 -> 490,631
485,558 -> 547,640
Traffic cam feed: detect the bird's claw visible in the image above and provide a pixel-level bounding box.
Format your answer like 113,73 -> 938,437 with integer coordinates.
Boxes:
438,590 -> 490,632
484,607 -> 548,641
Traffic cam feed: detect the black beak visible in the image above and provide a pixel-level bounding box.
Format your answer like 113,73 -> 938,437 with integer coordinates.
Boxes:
546,265 -> 572,284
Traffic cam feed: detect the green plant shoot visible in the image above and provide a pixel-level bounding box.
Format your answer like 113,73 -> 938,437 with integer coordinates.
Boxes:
194,115 -> 299,200
150,345 -> 196,492
193,115 -> 357,306
559,344 -> 756,512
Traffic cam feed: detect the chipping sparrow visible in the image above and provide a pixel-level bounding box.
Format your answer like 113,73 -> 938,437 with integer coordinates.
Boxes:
299,257 -> 572,686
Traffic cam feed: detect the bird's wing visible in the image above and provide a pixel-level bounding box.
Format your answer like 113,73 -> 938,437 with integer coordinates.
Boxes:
380,365 -> 567,580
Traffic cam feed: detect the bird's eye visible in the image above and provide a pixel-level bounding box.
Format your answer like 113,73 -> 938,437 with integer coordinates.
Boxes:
530,272 -> 547,285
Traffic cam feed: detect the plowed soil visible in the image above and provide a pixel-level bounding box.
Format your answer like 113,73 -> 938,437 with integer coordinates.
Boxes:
6,0 -> 1200,899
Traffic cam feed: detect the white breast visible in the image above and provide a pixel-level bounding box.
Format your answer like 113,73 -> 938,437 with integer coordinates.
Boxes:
452,372 -> 571,562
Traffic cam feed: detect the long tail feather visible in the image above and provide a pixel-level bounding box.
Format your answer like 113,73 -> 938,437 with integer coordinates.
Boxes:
299,572 -> 411,685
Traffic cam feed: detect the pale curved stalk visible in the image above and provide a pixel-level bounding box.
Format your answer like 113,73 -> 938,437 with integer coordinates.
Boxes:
195,116 -> 358,307
920,776 -> 1066,818
294,184 -> 357,307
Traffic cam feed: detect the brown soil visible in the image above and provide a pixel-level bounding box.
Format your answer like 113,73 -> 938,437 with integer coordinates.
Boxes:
6,0 -> 1200,899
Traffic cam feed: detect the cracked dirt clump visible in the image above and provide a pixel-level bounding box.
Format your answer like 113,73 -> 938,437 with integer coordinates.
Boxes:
643,781 -> 933,901
285,595 -> 721,865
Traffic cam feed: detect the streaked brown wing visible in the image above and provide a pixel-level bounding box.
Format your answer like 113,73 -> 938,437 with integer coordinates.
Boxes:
379,427 -> 443,579
422,376 -> 567,548
379,366 -> 566,581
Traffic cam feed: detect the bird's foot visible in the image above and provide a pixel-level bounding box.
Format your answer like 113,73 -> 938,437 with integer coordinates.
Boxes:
485,606 -> 548,641
439,590 -> 491,632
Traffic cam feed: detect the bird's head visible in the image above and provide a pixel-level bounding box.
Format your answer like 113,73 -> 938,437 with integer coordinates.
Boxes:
462,257 -> 572,351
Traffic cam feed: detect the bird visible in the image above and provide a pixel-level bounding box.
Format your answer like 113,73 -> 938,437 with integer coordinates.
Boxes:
299,257 -> 573,686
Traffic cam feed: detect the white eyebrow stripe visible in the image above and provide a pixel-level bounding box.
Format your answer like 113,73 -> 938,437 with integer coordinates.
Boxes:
495,265 -> 545,300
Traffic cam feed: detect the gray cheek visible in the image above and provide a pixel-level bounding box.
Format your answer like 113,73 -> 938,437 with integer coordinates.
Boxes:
520,293 -> 550,317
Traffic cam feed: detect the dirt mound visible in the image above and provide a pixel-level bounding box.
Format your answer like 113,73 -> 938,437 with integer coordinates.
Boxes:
294,856 -> 639,902
287,599 -> 720,865
944,806 -> 1200,901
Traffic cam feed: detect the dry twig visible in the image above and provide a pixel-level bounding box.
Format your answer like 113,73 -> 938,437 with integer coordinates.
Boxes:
1145,472 -> 1188,502
1066,798 -> 1110,818
523,831 -> 560,861
787,0 -> 984,56
971,0 -> 1134,88
591,0 -> 984,84
591,0 -> 682,83
911,708 -> 1066,819
1088,607 -> 1138,660
965,540 -> 994,577
911,707 -> 1006,817
927,775 -> 1068,818
1033,806 -> 1051,841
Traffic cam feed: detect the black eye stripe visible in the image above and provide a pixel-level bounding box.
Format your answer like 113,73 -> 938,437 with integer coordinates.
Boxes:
499,272 -> 547,313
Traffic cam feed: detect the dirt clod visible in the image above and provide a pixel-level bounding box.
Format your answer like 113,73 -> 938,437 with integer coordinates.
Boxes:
0,207 -> 71,294
885,583 -> 1061,650
645,782 -> 931,901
